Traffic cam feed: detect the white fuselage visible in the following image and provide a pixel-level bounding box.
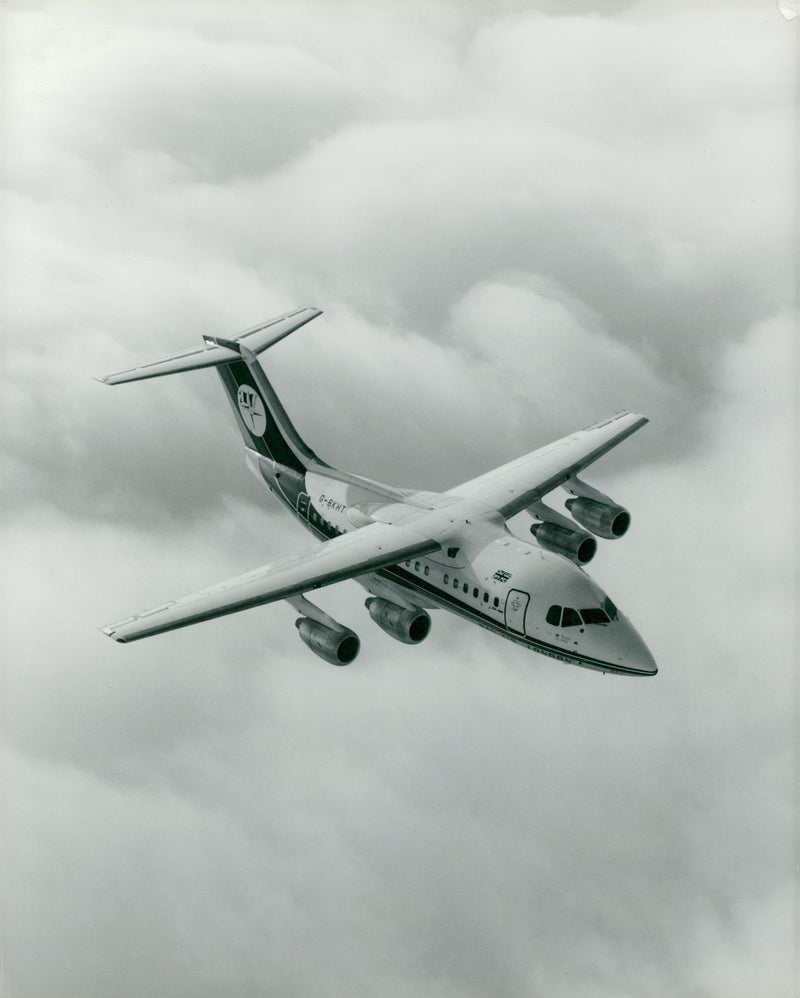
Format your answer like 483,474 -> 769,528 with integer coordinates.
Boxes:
251,455 -> 656,676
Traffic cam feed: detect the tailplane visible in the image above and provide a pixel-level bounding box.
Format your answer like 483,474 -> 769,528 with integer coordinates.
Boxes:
97,307 -> 321,385
98,307 -> 326,474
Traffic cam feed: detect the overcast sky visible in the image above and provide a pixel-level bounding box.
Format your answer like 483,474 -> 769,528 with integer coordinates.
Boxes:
1,2 -> 797,996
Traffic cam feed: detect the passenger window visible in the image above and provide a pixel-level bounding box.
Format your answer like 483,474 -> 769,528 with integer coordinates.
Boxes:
546,605 -> 562,626
562,608 -> 582,627
463,583 -> 469,594
473,587 -> 479,598
453,578 -> 459,589
493,597 -> 499,608
424,566 -> 430,577
415,561 -> 420,571
444,574 -> 449,585
483,592 -> 489,603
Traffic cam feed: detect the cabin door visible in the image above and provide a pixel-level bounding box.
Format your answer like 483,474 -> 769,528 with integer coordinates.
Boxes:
505,589 -> 530,635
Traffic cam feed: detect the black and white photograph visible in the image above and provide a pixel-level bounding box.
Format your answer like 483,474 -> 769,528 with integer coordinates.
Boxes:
1,1 -> 797,995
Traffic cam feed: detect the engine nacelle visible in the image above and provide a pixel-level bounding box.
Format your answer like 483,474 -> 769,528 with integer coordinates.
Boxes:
565,497 -> 631,539
365,597 -> 431,644
530,521 -> 597,565
295,618 -> 360,666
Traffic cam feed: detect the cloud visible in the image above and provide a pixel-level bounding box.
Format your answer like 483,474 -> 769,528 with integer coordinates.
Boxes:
1,2 -> 796,996
2,0 -> 793,526
3,313 -> 795,997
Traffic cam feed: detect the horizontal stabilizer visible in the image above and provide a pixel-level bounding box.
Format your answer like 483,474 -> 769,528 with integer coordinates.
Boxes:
101,521 -> 438,642
98,307 -> 322,385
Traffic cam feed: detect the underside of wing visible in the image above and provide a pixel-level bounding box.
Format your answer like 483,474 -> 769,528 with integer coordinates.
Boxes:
102,522 -> 438,642
450,411 -> 648,518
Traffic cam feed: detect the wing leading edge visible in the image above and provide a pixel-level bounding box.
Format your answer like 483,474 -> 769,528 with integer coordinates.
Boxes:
102,521 -> 438,643
449,411 -> 648,518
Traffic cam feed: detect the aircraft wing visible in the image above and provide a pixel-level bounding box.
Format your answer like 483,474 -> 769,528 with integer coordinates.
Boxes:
449,411 -> 648,518
102,521 -> 438,642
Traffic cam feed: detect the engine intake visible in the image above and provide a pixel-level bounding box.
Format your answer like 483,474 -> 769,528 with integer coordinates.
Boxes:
565,497 -> 630,539
365,598 -> 431,644
295,618 -> 360,666
530,522 -> 597,565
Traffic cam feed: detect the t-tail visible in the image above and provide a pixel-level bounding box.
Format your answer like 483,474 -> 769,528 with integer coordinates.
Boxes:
97,307 -> 328,474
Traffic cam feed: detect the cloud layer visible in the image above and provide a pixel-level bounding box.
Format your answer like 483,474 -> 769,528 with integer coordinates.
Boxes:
2,2 -> 796,996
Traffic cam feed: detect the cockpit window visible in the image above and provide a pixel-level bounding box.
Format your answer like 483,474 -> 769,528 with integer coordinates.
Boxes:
603,597 -> 618,621
580,607 -> 610,625
549,604 -> 612,627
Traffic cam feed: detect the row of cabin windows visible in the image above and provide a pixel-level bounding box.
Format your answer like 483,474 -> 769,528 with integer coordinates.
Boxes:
444,573 -> 500,608
402,561 -> 618,626
406,563 -> 501,609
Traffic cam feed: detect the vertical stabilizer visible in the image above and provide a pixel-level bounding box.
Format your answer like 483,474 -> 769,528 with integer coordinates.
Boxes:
98,307 -> 327,474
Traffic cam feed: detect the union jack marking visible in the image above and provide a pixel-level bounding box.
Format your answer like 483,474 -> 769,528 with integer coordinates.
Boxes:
493,570 -> 512,583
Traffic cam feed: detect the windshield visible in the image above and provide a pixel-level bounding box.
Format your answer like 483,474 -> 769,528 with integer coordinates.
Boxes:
580,607 -> 610,625
603,597 -> 618,621
547,603 -> 617,627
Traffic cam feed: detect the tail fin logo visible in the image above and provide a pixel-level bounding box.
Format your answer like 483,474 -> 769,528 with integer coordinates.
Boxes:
237,385 -> 267,436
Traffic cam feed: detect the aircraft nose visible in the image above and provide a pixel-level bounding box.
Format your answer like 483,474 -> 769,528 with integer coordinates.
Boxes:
621,631 -> 658,676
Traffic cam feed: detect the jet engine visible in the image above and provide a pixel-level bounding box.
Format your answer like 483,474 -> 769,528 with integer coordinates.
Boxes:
530,521 -> 597,565
565,497 -> 630,539
295,617 -> 360,666
365,597 -> 431,644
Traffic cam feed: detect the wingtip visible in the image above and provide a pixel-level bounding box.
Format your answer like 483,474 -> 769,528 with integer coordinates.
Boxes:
99,620 -> 133,642
616,410 -> 649,427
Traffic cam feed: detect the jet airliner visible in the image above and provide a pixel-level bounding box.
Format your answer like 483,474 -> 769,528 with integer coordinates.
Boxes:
99,308 -> 657,676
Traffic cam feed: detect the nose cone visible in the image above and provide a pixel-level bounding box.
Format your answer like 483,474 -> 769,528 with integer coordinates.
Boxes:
621,631 -> 658,676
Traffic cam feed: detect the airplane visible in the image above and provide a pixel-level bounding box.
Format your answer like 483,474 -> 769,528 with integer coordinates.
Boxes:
98,307 -> 657,676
